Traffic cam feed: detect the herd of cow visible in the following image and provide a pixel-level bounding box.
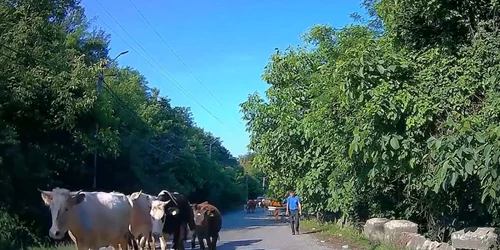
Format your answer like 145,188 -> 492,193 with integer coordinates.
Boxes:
38,188 -> 222,250
244,198 -> 281,213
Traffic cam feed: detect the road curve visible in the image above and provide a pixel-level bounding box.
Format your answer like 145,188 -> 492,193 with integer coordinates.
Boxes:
188,207 -> 332,250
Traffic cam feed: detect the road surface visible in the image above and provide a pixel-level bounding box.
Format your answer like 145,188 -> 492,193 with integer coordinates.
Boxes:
183,207 -> 332,250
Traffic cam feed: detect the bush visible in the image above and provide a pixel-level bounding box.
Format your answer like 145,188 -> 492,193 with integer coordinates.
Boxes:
0,208 -> 42,250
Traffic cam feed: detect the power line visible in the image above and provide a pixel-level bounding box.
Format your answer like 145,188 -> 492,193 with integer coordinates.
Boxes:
0,43 -> 53,68
101,81 -> 211,161
91,0 -> 239,134
1,37 -> 217,162
0,43 -> 201,160
126,0 -> 243,126
80,15 -> 234,162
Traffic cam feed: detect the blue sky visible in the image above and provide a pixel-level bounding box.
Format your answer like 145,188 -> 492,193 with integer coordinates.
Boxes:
81,0 -> 365,157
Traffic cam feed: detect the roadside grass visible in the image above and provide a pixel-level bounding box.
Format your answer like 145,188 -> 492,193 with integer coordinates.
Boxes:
28,244 -> 74,250
301,219 -> 400,250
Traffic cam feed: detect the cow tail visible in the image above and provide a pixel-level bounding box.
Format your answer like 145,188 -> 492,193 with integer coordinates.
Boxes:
187,205 -> 196,232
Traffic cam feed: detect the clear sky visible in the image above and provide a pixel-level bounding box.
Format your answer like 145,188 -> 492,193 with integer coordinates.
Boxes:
81,0 -> 365,157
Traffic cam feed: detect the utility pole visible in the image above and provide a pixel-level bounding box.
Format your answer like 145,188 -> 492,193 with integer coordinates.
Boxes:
262,176 -> 266,189
245,175 -> 249,201
93,51 -> 129,189
208,138 -> 218,159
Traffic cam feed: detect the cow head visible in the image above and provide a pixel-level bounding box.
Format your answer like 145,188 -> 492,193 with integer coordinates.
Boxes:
39,188 -> 85,240
192,204 -> 215,226
150,200 -> 181,236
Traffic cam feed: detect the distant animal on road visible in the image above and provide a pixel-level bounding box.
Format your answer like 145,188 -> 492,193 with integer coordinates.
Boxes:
150,190 -> 195,250
256,196 -> 265,208
261,199 -> 272,208
270,199 -> 283,207
128,190 -> 157,250
190,201 -> 222,250
245,200 -> 257,213
39,188 -> 138,250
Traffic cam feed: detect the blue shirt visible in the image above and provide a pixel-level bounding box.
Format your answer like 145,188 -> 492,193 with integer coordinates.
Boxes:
286,195 -> 300,211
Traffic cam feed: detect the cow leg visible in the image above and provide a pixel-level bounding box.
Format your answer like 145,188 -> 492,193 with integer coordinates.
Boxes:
144,233 -> 153,250
207,236 -> 217,250
138,236 -> 145,250
179,223 -> 188,250
205,236 -> 212,250
159,237 -> 166,250
159,233 -> 169,250
173,228 -> 185,250
138,236 -> 147,250
214,234 -> 220,250
140,234 -> 153,250
127,233 -> 139,250
172,230 -> 178,250
190,231 -> 196,249
148,235 -> 154,250
120,236 -> 133,250
197,236 -> 205,250
209,236 -> 217,250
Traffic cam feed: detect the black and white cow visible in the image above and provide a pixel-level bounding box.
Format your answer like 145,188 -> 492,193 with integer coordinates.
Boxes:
150,190 -> 195,250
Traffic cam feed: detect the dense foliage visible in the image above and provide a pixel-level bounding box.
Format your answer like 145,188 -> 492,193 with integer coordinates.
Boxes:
241,0 -> 500,242
0,0 -> 251,248
238,152 -> 266,198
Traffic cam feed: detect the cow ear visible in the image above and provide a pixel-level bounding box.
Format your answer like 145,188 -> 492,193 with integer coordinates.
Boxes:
39,189 -> 52,206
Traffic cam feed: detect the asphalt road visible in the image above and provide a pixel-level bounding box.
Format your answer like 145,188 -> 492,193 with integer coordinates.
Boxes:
186,207 -> 332,250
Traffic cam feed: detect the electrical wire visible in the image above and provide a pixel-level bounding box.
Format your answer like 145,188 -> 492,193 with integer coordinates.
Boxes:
92,0 -> 239,134
126,0 -> 244,126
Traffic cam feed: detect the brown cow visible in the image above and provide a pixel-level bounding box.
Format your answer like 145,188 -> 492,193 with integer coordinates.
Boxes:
127,191 -> 157,250
261,199 -> 272,208
246,200 -> 257,213
190,202 -> 222,250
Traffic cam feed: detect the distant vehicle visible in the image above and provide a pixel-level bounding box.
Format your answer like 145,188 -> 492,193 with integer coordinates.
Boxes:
256,196 -> 265,202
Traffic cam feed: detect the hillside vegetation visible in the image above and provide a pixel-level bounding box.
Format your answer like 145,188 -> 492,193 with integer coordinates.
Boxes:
0,0 -> 262,249
241,0 -> 500,242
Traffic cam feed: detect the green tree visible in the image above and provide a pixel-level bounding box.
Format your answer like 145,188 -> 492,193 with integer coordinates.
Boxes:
238,152 -> 265,198
241,0 -> 500,241
0,0 -> 247,248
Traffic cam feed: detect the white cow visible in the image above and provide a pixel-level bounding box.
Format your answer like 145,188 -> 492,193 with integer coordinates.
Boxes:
128,190 -> 157,250
39,188 -> 136,250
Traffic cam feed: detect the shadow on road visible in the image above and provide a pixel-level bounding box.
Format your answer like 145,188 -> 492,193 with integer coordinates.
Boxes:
221,208 -> 288,231
217,239 -> 262,250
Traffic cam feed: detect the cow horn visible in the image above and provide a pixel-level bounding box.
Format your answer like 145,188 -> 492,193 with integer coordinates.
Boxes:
161,190 -> 179,206
161,200 -> 171,207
